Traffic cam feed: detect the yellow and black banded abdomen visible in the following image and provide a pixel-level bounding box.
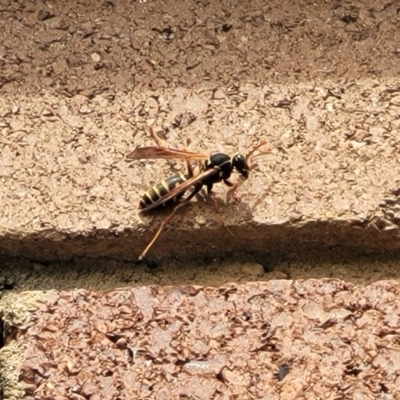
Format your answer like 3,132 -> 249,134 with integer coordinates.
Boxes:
139,172 -> 188,210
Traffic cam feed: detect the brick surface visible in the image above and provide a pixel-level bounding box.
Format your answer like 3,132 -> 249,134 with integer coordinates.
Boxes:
1,2 -> 400,399
2,281 -> 400,399
1,1 -> 400,260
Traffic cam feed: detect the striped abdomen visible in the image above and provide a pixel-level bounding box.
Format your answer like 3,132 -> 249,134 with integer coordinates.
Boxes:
139,172 -> 189,210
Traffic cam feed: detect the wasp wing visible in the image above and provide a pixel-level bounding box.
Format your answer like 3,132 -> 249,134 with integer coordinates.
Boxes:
127,146 -> 208,161
140,168 -> 216,211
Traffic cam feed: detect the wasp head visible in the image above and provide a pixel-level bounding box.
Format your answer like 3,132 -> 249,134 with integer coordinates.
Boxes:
232,153 -> 249,179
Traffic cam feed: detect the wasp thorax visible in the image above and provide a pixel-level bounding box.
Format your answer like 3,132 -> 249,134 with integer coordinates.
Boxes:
205,153 -> 232,178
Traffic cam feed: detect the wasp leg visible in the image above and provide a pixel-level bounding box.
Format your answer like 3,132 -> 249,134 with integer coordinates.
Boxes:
188,160 -> 205,203
183,136 -> 204,183
185,136 -> 195,178
225,179 -> 245,205
138,201 -> 187,260
205,182 -> 235,238
149,126 -> 182,170
149,126 -> 164,147
138,183 -> 203,260
225,181 -> 240,205
185,137 -> 205,203
149,126 -> 174,169
208,191 -> 235,238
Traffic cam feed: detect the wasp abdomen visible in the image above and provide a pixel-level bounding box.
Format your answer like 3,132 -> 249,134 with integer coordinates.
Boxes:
139,172 -> 188,210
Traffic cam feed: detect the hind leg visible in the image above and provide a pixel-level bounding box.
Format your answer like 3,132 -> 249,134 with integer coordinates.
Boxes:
138,201 -> 187,260
138,183 -> 203,260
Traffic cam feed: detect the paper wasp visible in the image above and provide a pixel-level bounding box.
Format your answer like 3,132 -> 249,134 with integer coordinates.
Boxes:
128,131 -> 267,260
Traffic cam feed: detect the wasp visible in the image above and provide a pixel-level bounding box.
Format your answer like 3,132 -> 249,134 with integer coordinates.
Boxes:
128,131 -> 267,260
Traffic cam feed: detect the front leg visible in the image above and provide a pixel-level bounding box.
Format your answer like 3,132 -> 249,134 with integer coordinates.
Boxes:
225,180 -> 240,204
207,186 -> 235,238
224,179 -> 235,187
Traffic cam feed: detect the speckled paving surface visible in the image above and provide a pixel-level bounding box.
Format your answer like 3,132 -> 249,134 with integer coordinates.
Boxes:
2,280 -> 400,399
1,1 -> 400,399
1,0 -> 400,260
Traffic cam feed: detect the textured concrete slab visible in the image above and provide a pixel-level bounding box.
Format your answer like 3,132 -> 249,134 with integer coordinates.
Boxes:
1,2 -> 400,400
1,79 -> 400,260
1,0 -> 400,261
0,2 -> 400,260
2,280 -> 400,399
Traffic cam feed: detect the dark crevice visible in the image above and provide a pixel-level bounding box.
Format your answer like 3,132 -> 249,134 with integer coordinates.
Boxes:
0,279 -> 14,291
1,246 -> 400,292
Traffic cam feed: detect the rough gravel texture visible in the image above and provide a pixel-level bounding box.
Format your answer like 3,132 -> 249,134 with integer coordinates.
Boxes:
1,2 -> 400,399
1,280 -> 400,399
1,0 -> 400,260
